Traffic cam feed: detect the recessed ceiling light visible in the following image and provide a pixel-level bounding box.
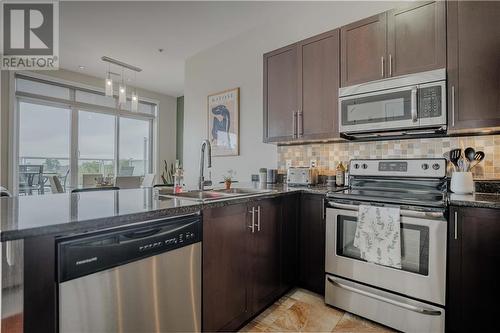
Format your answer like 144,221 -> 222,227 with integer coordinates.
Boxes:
78,65 -> 85,70
158,48 -> 164,53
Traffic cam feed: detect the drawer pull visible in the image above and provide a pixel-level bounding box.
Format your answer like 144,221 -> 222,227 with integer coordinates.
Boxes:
327,276 -> 441,316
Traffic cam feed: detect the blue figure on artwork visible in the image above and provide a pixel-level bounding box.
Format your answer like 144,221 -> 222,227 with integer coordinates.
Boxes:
211,104 -> 231,147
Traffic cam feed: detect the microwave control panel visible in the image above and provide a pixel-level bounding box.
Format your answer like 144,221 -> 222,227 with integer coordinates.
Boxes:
419,85 -> 442,118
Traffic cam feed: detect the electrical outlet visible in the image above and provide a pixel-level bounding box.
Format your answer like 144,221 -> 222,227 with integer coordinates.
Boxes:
310,159 -> 317,168
286,160 -> 292,168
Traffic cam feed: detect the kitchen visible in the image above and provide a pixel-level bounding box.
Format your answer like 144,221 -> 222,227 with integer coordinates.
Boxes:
1,1 -> 500,333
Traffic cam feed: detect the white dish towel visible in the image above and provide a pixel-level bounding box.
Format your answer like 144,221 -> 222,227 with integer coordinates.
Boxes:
353,205 -> 402,269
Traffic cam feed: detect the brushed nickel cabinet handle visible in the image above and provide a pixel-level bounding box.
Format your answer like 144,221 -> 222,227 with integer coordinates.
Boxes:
322,198 -> 326,220
292,111 -> 297,138
297,111 -> 303,138
454,211 -> 458,240
257,205 -> 261,232
389,54 -> 393,77
381,56 -> 385,77
248,207 -> 255,233
451,86 -> 456,127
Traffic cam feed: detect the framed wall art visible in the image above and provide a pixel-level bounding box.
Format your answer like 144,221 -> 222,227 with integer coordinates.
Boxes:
207,88 -> 239,156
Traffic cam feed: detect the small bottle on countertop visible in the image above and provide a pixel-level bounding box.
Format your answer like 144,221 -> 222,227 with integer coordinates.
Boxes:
336,162 -> 345,187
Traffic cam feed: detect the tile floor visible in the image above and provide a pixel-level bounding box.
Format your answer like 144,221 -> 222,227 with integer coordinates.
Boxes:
240,288 -> 396,333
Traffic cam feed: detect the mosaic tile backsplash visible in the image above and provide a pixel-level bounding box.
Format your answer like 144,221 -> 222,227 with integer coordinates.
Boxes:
277,135 -> 500,179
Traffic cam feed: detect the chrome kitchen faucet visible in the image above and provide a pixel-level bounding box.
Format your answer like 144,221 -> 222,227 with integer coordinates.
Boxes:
199,139 -> 212,191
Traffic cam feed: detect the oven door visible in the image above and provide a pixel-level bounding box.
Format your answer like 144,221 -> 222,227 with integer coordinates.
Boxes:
325,201 -> 446,305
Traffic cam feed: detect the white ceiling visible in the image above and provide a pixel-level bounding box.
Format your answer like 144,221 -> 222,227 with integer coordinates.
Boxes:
60,1 -> 315,97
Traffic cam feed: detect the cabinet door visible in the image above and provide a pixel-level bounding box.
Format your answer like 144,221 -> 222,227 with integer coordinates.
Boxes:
250,198 -> 282,312
447,206 -> 500,333
340,13 -> 387,87
448,1 -> 500,131
299,30 -> 340,140
299,194 -> 325,295
203,204 -> 251,331
263,45 -> 299,142
280,194 -> 299,294
387,1 -> 446,77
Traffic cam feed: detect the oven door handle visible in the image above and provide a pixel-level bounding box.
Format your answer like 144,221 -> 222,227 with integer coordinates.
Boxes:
327,202 -> 444,219
327,276 -> 442,316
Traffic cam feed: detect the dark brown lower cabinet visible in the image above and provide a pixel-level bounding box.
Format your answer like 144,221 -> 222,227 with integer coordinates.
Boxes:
203,196 -> 298,332
250,199 -> 282,312
280,194 -> 299,294
447,206 -> 500,333
202,203 -> 251,332
298,193 -> 325,295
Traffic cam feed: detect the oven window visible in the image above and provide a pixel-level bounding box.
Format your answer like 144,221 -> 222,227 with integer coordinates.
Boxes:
336,215 -> 429,275
341,90 -> 412,126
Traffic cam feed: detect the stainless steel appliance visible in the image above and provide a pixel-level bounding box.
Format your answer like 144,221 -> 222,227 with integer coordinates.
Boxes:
325,159 -> 447,333
339,69 -> 446,139
58,214 -> 201,333
287,167 -> 317,186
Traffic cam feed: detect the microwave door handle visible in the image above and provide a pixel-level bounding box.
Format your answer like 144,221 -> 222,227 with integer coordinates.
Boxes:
411,86 -> 418,122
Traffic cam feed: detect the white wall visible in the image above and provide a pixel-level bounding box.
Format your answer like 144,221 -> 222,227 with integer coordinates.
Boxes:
183,1 -> 394,187
0,69 -> 177,187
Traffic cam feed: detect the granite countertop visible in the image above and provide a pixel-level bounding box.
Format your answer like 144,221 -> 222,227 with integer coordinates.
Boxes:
449,193 -> 500,209
448,180 -> 500,209
0,183 -> 343,241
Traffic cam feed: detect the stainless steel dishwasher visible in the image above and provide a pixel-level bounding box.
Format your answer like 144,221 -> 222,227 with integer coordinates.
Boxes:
57,214 -> 201,333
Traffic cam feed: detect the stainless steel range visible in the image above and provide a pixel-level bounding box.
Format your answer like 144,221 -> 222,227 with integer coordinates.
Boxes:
325,159 -> 447,333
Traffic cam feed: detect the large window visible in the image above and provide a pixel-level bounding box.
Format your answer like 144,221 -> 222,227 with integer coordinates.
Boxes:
119,117 -> 151,176
14,75 -> 157,194
18,102 -> 71,194
78,111 -> 116,185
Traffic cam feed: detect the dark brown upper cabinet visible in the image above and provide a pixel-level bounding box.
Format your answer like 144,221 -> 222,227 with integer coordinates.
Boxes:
387,1 -> 446,77
263,44 -> 298,142
299,30 -> 340,140
340,2 -> 445,87
340,13 -> 387,87
447,1 -> 500,132
263,29 -> 340,143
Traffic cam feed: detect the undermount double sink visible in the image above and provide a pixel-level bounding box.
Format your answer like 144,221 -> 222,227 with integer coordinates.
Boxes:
159,187 -> 275,202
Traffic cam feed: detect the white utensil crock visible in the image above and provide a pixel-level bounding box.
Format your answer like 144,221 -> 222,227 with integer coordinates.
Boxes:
450,172 -> 474,194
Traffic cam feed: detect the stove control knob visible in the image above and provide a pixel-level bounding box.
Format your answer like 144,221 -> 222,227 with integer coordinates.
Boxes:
432,163 -> 441,170
362,163 -> 368,169
354,163 -> 360,169
421,163 -> 429,170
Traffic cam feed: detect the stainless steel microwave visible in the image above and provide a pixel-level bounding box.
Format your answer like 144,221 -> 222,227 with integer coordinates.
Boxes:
339,69 -> 446,139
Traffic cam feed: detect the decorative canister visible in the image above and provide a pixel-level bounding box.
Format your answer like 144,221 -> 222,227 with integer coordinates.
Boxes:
450,172 -> 474,194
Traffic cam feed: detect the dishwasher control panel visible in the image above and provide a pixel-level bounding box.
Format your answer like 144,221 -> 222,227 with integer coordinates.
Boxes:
57,215 -> 201,282
139,230 -> 196,251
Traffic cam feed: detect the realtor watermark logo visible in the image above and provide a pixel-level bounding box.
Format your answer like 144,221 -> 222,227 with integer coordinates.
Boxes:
1,1 -> 59,70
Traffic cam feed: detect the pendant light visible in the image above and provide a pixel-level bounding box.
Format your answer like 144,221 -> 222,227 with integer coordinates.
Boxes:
131,71 -> 139,112
119,68 -> 126,105
131,91 -> 139,112
105,64 -> 113,96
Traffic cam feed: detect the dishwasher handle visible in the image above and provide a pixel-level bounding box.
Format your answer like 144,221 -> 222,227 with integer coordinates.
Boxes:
122,228 -> 163,239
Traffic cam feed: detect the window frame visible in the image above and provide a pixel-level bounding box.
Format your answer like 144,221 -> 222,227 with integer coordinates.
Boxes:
10,72 -> 158,194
